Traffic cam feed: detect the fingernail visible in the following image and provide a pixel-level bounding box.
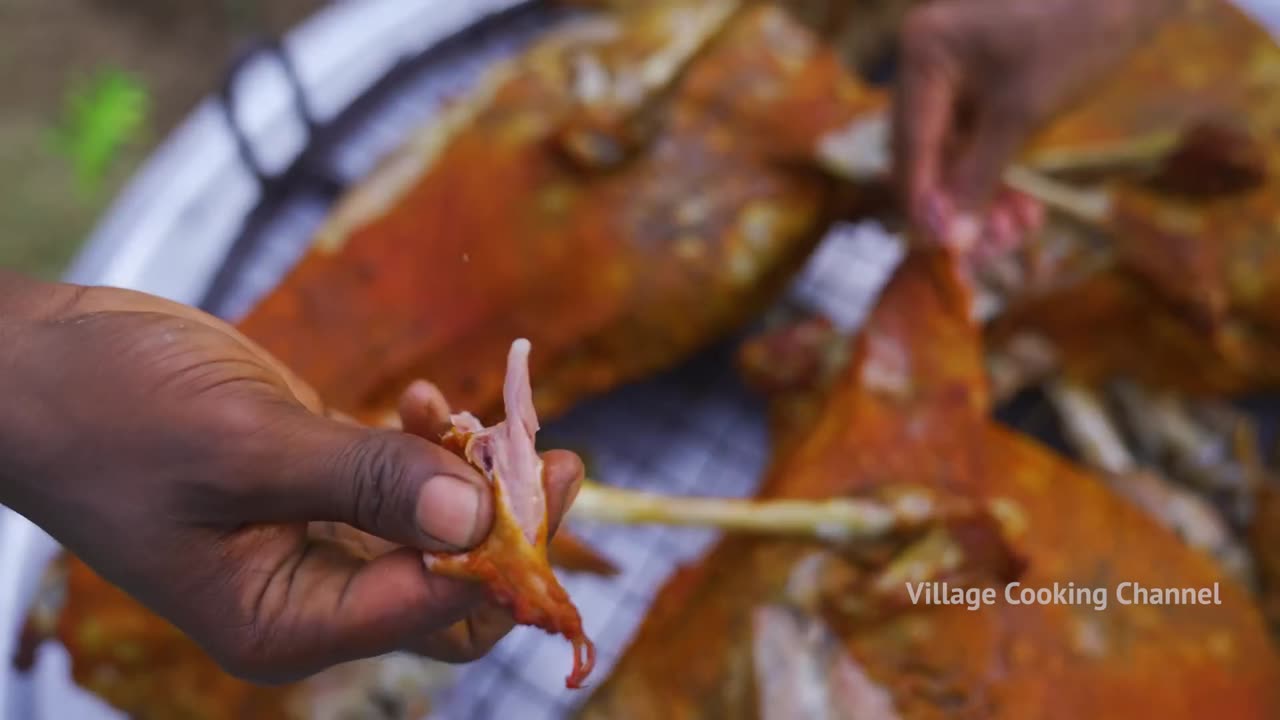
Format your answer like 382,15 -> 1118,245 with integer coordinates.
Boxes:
417,475 -> 486,550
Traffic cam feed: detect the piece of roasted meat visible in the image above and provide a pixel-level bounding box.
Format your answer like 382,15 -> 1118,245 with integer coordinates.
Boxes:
235,2 -> 887,425
230,0 -> 1280,441
579,247 -> 1280,719
978,0 -> 1280,396
424,339 -> 596,689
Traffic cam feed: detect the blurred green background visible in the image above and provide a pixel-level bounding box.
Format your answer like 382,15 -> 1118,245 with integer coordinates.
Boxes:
0,0 -> 325,280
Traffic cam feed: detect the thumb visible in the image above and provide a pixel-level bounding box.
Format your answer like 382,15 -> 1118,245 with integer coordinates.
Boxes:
242,408 -> 494,552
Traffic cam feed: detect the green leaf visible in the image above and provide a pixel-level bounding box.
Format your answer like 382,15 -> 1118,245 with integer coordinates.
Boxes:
48,68 -> 150,195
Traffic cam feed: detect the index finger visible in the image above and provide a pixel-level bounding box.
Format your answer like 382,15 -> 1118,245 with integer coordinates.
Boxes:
394,380 -> 585,538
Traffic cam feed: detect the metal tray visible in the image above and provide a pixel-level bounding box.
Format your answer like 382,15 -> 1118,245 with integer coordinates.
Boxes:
3,1 -> 1278,718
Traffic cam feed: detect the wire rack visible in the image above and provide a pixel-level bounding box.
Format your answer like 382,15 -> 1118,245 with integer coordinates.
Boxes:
432,225 -> 901,720
200,5 -> 903,719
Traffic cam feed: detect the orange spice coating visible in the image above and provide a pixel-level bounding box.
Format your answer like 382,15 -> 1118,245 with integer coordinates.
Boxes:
579,248 -> 1280,719
990,0 -> 1280,396
235,4 -> 886,425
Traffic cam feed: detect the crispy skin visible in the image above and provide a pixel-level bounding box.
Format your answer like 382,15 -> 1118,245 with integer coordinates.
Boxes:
236,4 -> 884,425
1026,0 -> 1280,166
580,249 -> 1280,719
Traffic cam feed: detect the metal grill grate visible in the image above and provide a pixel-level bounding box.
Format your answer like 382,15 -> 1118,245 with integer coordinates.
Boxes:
4,1 -> 1275,719
436,225 -> 901,719
201,5 -> 903,718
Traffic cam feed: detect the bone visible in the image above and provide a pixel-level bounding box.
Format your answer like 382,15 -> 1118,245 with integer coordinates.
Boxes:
568,480 -> 1004,546
1044,379 -> 1254,583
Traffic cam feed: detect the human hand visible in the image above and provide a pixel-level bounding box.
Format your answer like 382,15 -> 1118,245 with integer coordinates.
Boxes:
894,0 -> 1179,252
0,273 -> 583,682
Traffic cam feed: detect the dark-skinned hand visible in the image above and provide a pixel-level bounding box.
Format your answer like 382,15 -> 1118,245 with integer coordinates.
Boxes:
0,271 -> 583,683
894,0 -> 1181,253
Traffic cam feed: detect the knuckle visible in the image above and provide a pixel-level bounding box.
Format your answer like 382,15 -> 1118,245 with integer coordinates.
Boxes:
180,404 -> 282,508
209,399 -> 279,444
901,5 -> 951,54
900,10 -> 964,86
338,431 -> 415,532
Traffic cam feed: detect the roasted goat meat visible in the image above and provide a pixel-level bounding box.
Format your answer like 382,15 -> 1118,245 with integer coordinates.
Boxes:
986,171 -> 1280,397
424,339 -> 595,689
1020,0 -> 1279,173
236,2 -> 886,425
910,0 -> 1280,659
980,0 -> 1280,396
579,247 -> 1280,719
